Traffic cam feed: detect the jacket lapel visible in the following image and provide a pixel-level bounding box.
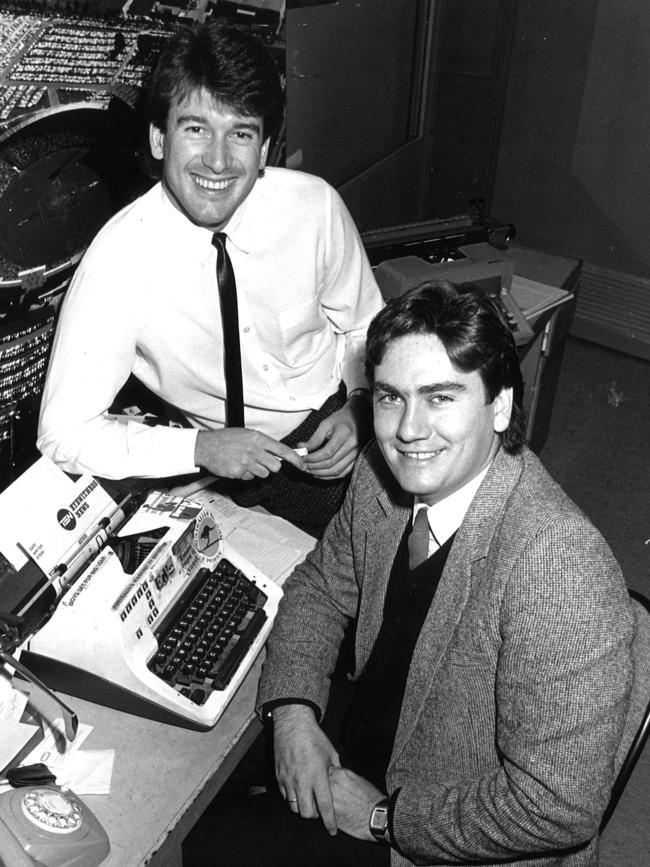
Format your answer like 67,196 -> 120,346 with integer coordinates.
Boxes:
355,480 -> 411,673
391,448 -> 524,762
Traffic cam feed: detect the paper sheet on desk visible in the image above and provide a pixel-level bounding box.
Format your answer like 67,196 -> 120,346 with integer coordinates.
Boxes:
0,674 -> 41,774
23,717 -> 92,765
19,717 -> 114,794
510,274 -> 570,318
44,750 -> 114,795
0,668 -> 28,722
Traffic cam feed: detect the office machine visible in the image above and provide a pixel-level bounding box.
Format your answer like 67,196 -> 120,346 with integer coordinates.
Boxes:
361,213 -> 534,347
361,204 -> 515,267
0,458 -> 282,731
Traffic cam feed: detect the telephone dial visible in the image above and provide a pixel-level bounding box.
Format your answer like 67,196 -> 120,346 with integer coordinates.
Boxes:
0,777 -> 109,867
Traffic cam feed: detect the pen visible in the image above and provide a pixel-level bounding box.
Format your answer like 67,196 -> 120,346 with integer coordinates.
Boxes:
51,494 -> 136,590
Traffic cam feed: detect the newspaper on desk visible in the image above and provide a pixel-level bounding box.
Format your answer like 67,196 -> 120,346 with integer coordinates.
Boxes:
166,472 -> 316,586
170,486 -> 316,587
120,482 -> 315,587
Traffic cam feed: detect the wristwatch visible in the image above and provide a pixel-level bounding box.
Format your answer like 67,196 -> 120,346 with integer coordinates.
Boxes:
369,797 -> 391,844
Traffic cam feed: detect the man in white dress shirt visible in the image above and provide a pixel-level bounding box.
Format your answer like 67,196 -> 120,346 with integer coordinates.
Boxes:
37,22 -> 382,536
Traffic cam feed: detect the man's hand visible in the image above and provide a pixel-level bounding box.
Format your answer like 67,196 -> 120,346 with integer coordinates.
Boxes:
194,429 -> 305,480
273,704 -> 341,835
301,392 -> 372,479
329,766 -> 386,841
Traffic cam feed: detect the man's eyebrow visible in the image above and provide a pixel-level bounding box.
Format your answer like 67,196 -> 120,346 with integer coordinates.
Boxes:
419,381 -> 467,394
372,380 -> 467,394
174,113 -> 207,127
372,380 -> 397,393
174,115 -> 261,134
231,120 -> 262,136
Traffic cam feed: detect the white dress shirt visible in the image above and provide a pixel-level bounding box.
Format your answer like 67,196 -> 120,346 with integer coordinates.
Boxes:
37,168 -> 382,479
412,463 -> 492,557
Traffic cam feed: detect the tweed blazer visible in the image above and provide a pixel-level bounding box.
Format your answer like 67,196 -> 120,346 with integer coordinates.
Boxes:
258,442 -> 634,866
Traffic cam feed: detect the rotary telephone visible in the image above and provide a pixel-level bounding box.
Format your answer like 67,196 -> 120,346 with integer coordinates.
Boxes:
0,765 -> 109,867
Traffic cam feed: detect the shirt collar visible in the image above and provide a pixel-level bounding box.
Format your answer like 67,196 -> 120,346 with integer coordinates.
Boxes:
220,171 -> 269,254
159,183 -> 213,253
157,180 -> 259,255
413,461 -> 492,547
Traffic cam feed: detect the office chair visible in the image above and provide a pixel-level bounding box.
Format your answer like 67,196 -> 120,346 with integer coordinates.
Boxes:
599,589 -> 650,833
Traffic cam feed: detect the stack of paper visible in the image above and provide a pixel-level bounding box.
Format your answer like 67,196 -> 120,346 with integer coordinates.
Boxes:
510,274 -> 570,319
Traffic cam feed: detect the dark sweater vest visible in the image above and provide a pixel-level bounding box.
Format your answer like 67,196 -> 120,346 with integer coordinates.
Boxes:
341,525 -> 455,789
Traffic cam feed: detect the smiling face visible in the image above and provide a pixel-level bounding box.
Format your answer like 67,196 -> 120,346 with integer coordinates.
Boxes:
372,333 -> 512,505
149,87 -> 270,232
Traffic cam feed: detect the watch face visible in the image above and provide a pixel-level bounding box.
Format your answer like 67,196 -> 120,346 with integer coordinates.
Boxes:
370,802 -> 389,836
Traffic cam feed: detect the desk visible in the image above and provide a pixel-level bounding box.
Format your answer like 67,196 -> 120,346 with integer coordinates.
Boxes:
28,658 -> 263,867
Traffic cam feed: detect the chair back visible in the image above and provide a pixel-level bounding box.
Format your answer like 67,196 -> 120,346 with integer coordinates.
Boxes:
600,589 -> 650,832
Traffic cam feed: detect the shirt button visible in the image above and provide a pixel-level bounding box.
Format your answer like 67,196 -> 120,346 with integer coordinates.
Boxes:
263,364 -> 269,371
243,326 -> 250,333
289,396 -> 296,402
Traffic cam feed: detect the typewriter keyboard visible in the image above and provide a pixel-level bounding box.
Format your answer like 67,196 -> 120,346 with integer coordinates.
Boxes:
148,559 -> 268,705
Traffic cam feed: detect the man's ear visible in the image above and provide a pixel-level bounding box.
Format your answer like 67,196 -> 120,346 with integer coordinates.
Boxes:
492,387 -> 513,434
260,137 -> 270,170
149,124 -> 165,161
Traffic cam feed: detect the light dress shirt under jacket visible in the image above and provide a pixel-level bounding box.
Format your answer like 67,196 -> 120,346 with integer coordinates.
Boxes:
37,168 -> 382,480
412,462 -> 491,556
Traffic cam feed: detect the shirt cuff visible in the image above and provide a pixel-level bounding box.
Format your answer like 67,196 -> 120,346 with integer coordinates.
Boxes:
260,698 -> 322,724
387,788 -> 400,847
152,424 -> 200,477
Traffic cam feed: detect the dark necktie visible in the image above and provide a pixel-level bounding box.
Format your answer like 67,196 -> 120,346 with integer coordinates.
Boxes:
212,232 -> 245,427
408,508 -> 431,570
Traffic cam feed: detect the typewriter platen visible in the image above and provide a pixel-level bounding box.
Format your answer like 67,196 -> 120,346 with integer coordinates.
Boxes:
0,459 -> 282,731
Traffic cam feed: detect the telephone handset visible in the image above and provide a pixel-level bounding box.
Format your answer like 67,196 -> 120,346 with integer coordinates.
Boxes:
0,783 -> 109,867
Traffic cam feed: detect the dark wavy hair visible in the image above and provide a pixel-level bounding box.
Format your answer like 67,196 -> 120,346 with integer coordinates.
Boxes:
147,21 -> 284,144
365,281 -> 526,454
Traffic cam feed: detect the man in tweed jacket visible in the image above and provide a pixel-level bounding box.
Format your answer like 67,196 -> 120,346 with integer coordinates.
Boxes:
205,284 -> 634,867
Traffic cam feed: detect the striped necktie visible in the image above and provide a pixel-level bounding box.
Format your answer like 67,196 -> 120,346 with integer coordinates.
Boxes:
408,507 -> 431,571
212,232 -> 244,427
